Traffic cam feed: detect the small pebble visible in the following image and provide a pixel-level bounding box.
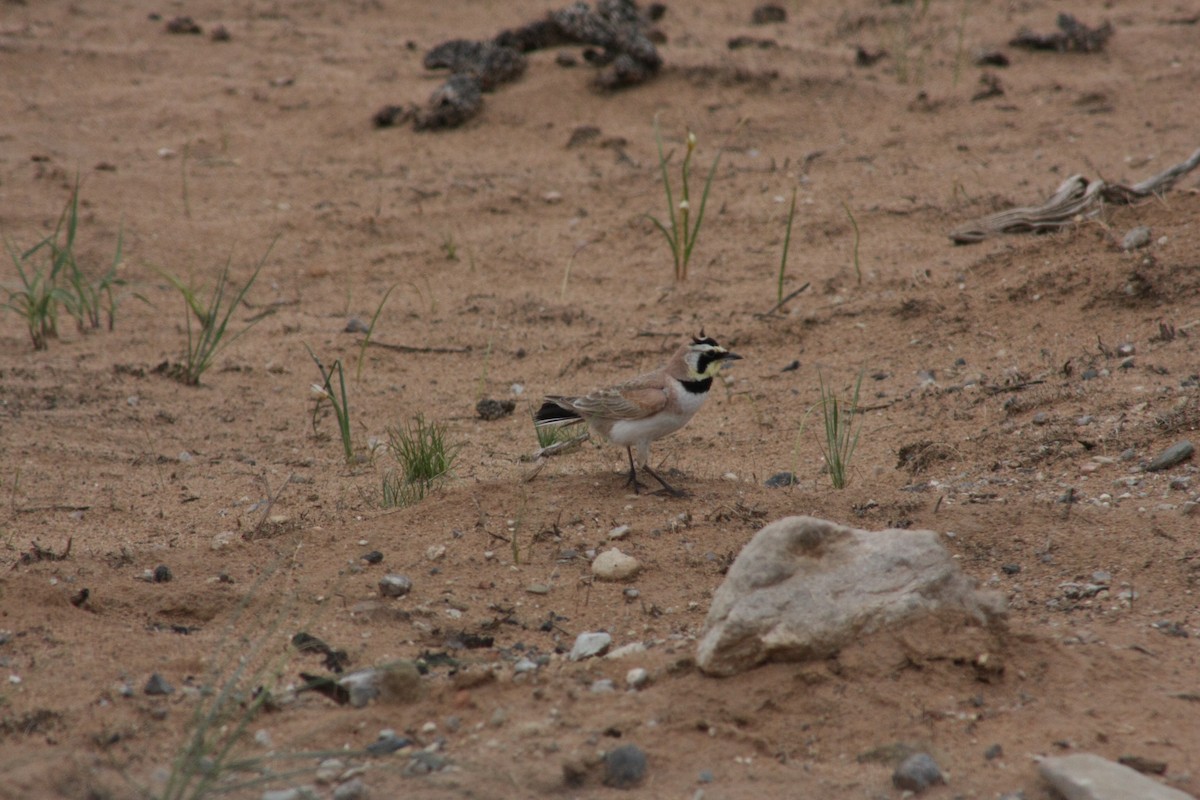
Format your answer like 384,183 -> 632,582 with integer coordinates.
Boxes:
892,752 -> 945,791
592,549 -> 641,581
1122,226 -> 1151,250
626,667 -> 649,689
608,524 -> 632,540
378,574 -> 412,598
144,673 -> 174,696
604,743 -> 648,788
332,778 -> 367,800
476,397 -> 516,421
365,732 -> 411,756
403,751 -> 447,776
984,743 -> 1004,760
569,631 -> 612,661
345,318 -> 369,333
360,550 -> 384,565
764,471 -> 797,488
153,565 -> 173,583
750,4 -> 787,24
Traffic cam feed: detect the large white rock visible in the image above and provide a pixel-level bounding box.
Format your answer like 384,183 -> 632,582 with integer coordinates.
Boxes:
697,516 -> 1005,676
1039,754 -> 1196,800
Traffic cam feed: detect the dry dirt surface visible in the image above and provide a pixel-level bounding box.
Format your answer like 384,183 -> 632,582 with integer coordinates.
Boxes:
2,1 -> 1199,798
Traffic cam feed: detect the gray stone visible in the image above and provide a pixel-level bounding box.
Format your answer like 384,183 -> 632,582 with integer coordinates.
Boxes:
403,751 -> 447,776
378,574 -> 412,598
603,743 -> 647,788
332,778 -> 367,800
569,631 -> 612,661
1122,226 -> 1152,250
261,788 -> 318,800
1146,441 -> 1194,472
144,673 -> 174,695
337,661 -> 421,708
1039,753 -> 1196,800
591,549 -> 640,581
697,516 -> 1005,676
892,752 -> 945,792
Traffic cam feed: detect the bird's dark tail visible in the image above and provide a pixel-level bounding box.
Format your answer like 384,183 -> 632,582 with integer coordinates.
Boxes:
534,399 -> 582,427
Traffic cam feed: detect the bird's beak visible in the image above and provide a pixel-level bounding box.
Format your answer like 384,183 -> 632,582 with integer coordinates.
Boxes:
718,351 -> 743,362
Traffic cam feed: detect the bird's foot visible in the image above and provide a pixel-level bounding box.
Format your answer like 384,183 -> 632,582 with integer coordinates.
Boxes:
642,464 -> 686,498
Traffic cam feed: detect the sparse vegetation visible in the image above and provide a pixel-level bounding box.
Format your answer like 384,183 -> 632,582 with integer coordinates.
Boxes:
161,240 -> 275,385
3,181 -> 133,349
156,568 -> 347,800
816,369 -> 864,489
777,187 -> 798,304
381,414 -> 459,507
646,120 -> 723,282
841,200 -> 863,285
308,347 -> 354,463
355,284 -> 396,381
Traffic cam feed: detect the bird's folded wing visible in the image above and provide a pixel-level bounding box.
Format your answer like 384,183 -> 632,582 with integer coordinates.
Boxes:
570,386 -> 666,420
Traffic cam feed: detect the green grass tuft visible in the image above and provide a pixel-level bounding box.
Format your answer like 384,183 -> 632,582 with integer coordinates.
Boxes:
160,239 -> 275,385
308,347 -> 354,463
817,369 -> 864,490
381,414 -> 459,507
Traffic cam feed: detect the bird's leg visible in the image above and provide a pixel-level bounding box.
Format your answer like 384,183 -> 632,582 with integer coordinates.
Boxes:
641,462 -> 685,497
624,447 -> 647,494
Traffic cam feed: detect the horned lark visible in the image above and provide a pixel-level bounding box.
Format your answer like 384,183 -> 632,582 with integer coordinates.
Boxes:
535,332 -> 742,496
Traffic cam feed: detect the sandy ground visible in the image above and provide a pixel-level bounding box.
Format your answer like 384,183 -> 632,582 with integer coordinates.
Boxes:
2,1 -> 1199,798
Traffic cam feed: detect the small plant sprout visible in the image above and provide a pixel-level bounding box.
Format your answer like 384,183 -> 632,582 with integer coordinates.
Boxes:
308,347 -> 354,463
841,200 -> 863,285
646,120 -> 724,282
355,283 -> 396,381
4,236 -> 69,350
3,180 -> 135,348
816,369 -> 864,490
778,187 -> 798,304
381,414 -> 460,508
161,238 -> 276,385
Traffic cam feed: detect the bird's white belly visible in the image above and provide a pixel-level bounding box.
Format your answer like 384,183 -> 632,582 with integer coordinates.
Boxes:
605,411 -> 692,446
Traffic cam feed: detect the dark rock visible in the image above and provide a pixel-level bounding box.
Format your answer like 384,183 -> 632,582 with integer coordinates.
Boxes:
892,752 -> 945,791
603,743 -> 648,788
1145,440 -> 1193,472
751,4 -> 787,24
360,550 -> 384,565
984,743 -> 1004,760
764,471 -> 797,488
424,39 -> 526,90
1081,368 -> 1099,380
372,105 -> 413,128
153,564 -> 172,583
1001,563 -> 1021,575
165,16 -> 202,35
345,318 -> 369,333
415,75 -> 483,131
1010,13 -> 1113,53
365,732 -> 412,756
144,673 -> 174,696
728,36 -> 777,50
974,49 -> 1010,67
855,46 -> 887,67
476,397 -> 516,420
